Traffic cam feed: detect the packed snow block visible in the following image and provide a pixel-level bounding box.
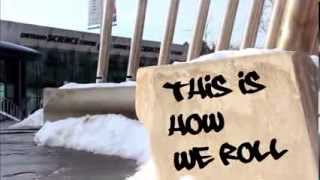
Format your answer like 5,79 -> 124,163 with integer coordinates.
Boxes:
136,51 -> 318,180
44,86 -> 136,121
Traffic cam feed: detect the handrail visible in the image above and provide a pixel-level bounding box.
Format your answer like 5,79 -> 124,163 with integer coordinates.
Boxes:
0,97 -> 22,121
0,111 -> 21,122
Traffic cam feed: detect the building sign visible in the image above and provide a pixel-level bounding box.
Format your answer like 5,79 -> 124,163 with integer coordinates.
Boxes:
20,33 -> 97,47
136,52 -> 318,180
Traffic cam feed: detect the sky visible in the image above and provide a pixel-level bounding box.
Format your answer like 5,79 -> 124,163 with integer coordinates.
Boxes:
0,0 -> 270,47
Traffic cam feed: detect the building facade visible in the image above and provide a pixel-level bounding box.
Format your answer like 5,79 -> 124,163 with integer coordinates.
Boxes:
0,20 -> 188,117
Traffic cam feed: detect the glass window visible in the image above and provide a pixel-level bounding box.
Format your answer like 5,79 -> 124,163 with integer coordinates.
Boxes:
0,83 -> 4,98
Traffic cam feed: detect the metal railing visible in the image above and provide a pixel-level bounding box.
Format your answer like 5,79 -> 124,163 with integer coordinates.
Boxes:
0,97 -> 22,121
97,0 -> 318,82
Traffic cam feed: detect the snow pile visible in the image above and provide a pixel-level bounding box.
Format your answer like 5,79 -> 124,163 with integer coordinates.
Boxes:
34,114 -> 149,164
60,81 -> 136,89
10,109 -> 44,129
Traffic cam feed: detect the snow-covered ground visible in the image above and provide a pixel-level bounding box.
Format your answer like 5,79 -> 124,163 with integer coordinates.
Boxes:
10,108 -> 149,165
8,81 -> 148,164
34,114 -> 149,164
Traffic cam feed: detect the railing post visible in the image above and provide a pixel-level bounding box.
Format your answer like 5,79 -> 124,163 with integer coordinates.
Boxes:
297,0 -> 318,53
96,0 -> 115,83
264,0 -> 286,49
126,0 -> 148,81
278,0 -> 317,53
158,0 -> 180,65
187,0 -> 211,61
240,0 -> 265,49
216,0 -> 239,51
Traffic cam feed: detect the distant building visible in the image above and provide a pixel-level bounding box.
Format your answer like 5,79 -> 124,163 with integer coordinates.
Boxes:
0,20 -> 188,117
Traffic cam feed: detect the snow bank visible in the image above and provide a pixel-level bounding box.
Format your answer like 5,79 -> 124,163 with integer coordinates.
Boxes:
60,81 -> 136,89
10,109 -> 44,129
34,114 -> 149,164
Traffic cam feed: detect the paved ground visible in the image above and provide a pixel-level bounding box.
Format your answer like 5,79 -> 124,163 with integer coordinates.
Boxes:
0,121 -> 138,180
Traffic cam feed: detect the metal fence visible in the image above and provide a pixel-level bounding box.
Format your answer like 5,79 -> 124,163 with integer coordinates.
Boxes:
0,97 -> 22,121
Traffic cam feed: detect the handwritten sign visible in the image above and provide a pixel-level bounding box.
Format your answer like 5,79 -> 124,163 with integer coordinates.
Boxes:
164,71 -> 290,171
136,52 -> 318,180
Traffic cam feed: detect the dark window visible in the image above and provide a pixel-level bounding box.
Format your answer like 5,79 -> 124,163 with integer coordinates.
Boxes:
142,46 -> 159,53
20,33 -> 47,40
79,40 -> 97,46
113,44 -> 130,50
171,50 -> 183,55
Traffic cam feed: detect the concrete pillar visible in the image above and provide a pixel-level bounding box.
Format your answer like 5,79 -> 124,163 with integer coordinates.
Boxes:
264,0 -> 286,49
96,0 -> 115,83
126,0 -> 148,81
216,0 -> 239,51
278,0 -> 317,53
158,0 -> 180,65
187,0 -> 210,61
240,0 -> 265,49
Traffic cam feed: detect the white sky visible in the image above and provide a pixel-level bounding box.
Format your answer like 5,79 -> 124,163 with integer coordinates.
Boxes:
0,0 -> 269,47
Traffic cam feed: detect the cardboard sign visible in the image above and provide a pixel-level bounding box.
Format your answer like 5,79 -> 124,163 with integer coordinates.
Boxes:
136,52 -> 318,180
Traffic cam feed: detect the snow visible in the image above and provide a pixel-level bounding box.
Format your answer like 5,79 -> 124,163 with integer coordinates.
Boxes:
126,159 -> 157,180
9,81 -> 148,164
176,49 -> 319,68
10,109 -> 44,129
126,159 -> 194,180
6,51 -> 318,179
193,49 -> 282,62
60,81 -> 136,89
174,49 -> 282,64
34,114 -> 149,164
310,55 -> 319,67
